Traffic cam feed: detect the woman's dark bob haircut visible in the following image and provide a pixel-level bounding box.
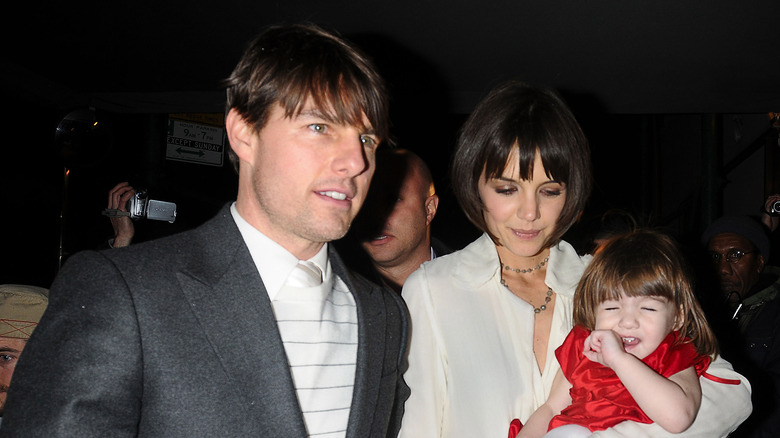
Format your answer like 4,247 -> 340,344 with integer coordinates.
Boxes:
451,80 -> 592,248
223,23 -> 389,173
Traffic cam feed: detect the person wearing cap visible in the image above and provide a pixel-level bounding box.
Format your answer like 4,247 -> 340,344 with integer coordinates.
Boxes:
702,215 -> 780,437
0,285 -> 48,426
703,216 -> 780,328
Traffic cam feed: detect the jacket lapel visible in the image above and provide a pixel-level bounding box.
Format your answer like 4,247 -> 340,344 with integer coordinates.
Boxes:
330,248 -> 386,438
176,207 -> 306,435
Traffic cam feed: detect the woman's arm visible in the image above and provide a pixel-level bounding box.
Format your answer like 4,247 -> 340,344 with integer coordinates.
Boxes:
517,370 -> 572,438
398,268 -> 448,438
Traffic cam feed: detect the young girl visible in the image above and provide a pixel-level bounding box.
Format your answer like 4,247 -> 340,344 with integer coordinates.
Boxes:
516,230 -> 720,438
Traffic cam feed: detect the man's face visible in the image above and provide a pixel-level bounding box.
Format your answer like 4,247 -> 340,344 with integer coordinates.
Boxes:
0,337 -> 26,415
707,232 -> 764,302
361,161 -> 435,268
232,102 -> 379,258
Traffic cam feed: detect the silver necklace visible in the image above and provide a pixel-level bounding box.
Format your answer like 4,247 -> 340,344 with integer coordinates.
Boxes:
500,256 -> 549,274
500,280 -> 554,314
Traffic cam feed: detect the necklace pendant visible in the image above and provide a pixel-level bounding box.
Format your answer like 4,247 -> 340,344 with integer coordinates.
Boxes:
500,280 -> 554,315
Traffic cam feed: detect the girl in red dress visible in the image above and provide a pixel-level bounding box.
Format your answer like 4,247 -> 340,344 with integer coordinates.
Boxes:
515,230 -> 720,438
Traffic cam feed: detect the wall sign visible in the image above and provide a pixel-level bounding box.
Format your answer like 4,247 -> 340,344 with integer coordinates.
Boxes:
165,114 -> 225,167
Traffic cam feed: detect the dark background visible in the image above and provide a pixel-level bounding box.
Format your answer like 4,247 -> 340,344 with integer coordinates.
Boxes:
2,1 -> 779,287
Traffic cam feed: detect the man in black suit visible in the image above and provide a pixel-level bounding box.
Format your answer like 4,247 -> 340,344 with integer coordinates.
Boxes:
1,23 -> 409,437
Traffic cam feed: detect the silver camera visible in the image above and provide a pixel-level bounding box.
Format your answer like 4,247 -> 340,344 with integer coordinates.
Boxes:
771,200 -> 780,216
127,190 -> 177,223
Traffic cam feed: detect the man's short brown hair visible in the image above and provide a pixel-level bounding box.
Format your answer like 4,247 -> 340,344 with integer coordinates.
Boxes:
223,23 -> 389,172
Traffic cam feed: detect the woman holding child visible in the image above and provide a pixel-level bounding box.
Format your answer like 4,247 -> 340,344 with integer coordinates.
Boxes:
397,81 -> 751,437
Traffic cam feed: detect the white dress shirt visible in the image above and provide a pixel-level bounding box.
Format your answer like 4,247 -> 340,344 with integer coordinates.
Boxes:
230,204 -> 357,437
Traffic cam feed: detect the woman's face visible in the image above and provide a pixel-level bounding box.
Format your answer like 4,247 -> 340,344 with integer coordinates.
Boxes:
478,149 -> 567,259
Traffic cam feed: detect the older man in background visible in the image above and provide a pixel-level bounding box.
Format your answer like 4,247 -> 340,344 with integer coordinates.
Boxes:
703,215 -> 780,438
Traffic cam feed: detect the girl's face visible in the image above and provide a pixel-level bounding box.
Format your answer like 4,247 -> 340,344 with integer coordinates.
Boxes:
478,149 -> 566,261
594,294 -> 680,359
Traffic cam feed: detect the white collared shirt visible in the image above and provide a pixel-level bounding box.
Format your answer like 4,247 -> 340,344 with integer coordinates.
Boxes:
230,203 -> 330,300
230,203 -> 355,438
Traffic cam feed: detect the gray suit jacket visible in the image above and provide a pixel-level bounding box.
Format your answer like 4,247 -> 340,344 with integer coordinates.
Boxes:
1,205 -> 410,437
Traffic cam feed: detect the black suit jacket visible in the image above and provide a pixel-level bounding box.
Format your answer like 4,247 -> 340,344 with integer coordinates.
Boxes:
1,205 -> 410,437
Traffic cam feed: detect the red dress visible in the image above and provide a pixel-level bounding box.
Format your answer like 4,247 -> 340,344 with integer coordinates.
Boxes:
548,325 -> 711,432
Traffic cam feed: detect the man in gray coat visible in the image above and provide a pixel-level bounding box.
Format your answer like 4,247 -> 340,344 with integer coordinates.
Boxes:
0,23 -> 409,437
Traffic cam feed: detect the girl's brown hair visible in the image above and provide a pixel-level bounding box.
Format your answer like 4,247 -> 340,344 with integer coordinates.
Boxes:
573,229 -> 718,357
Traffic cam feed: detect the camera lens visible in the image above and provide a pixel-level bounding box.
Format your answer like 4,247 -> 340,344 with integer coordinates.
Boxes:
772,200 -> 780,215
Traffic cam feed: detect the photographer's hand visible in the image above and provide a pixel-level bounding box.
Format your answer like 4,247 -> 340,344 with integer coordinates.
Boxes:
761,193 -> 780,233
108,182 -> 135,248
